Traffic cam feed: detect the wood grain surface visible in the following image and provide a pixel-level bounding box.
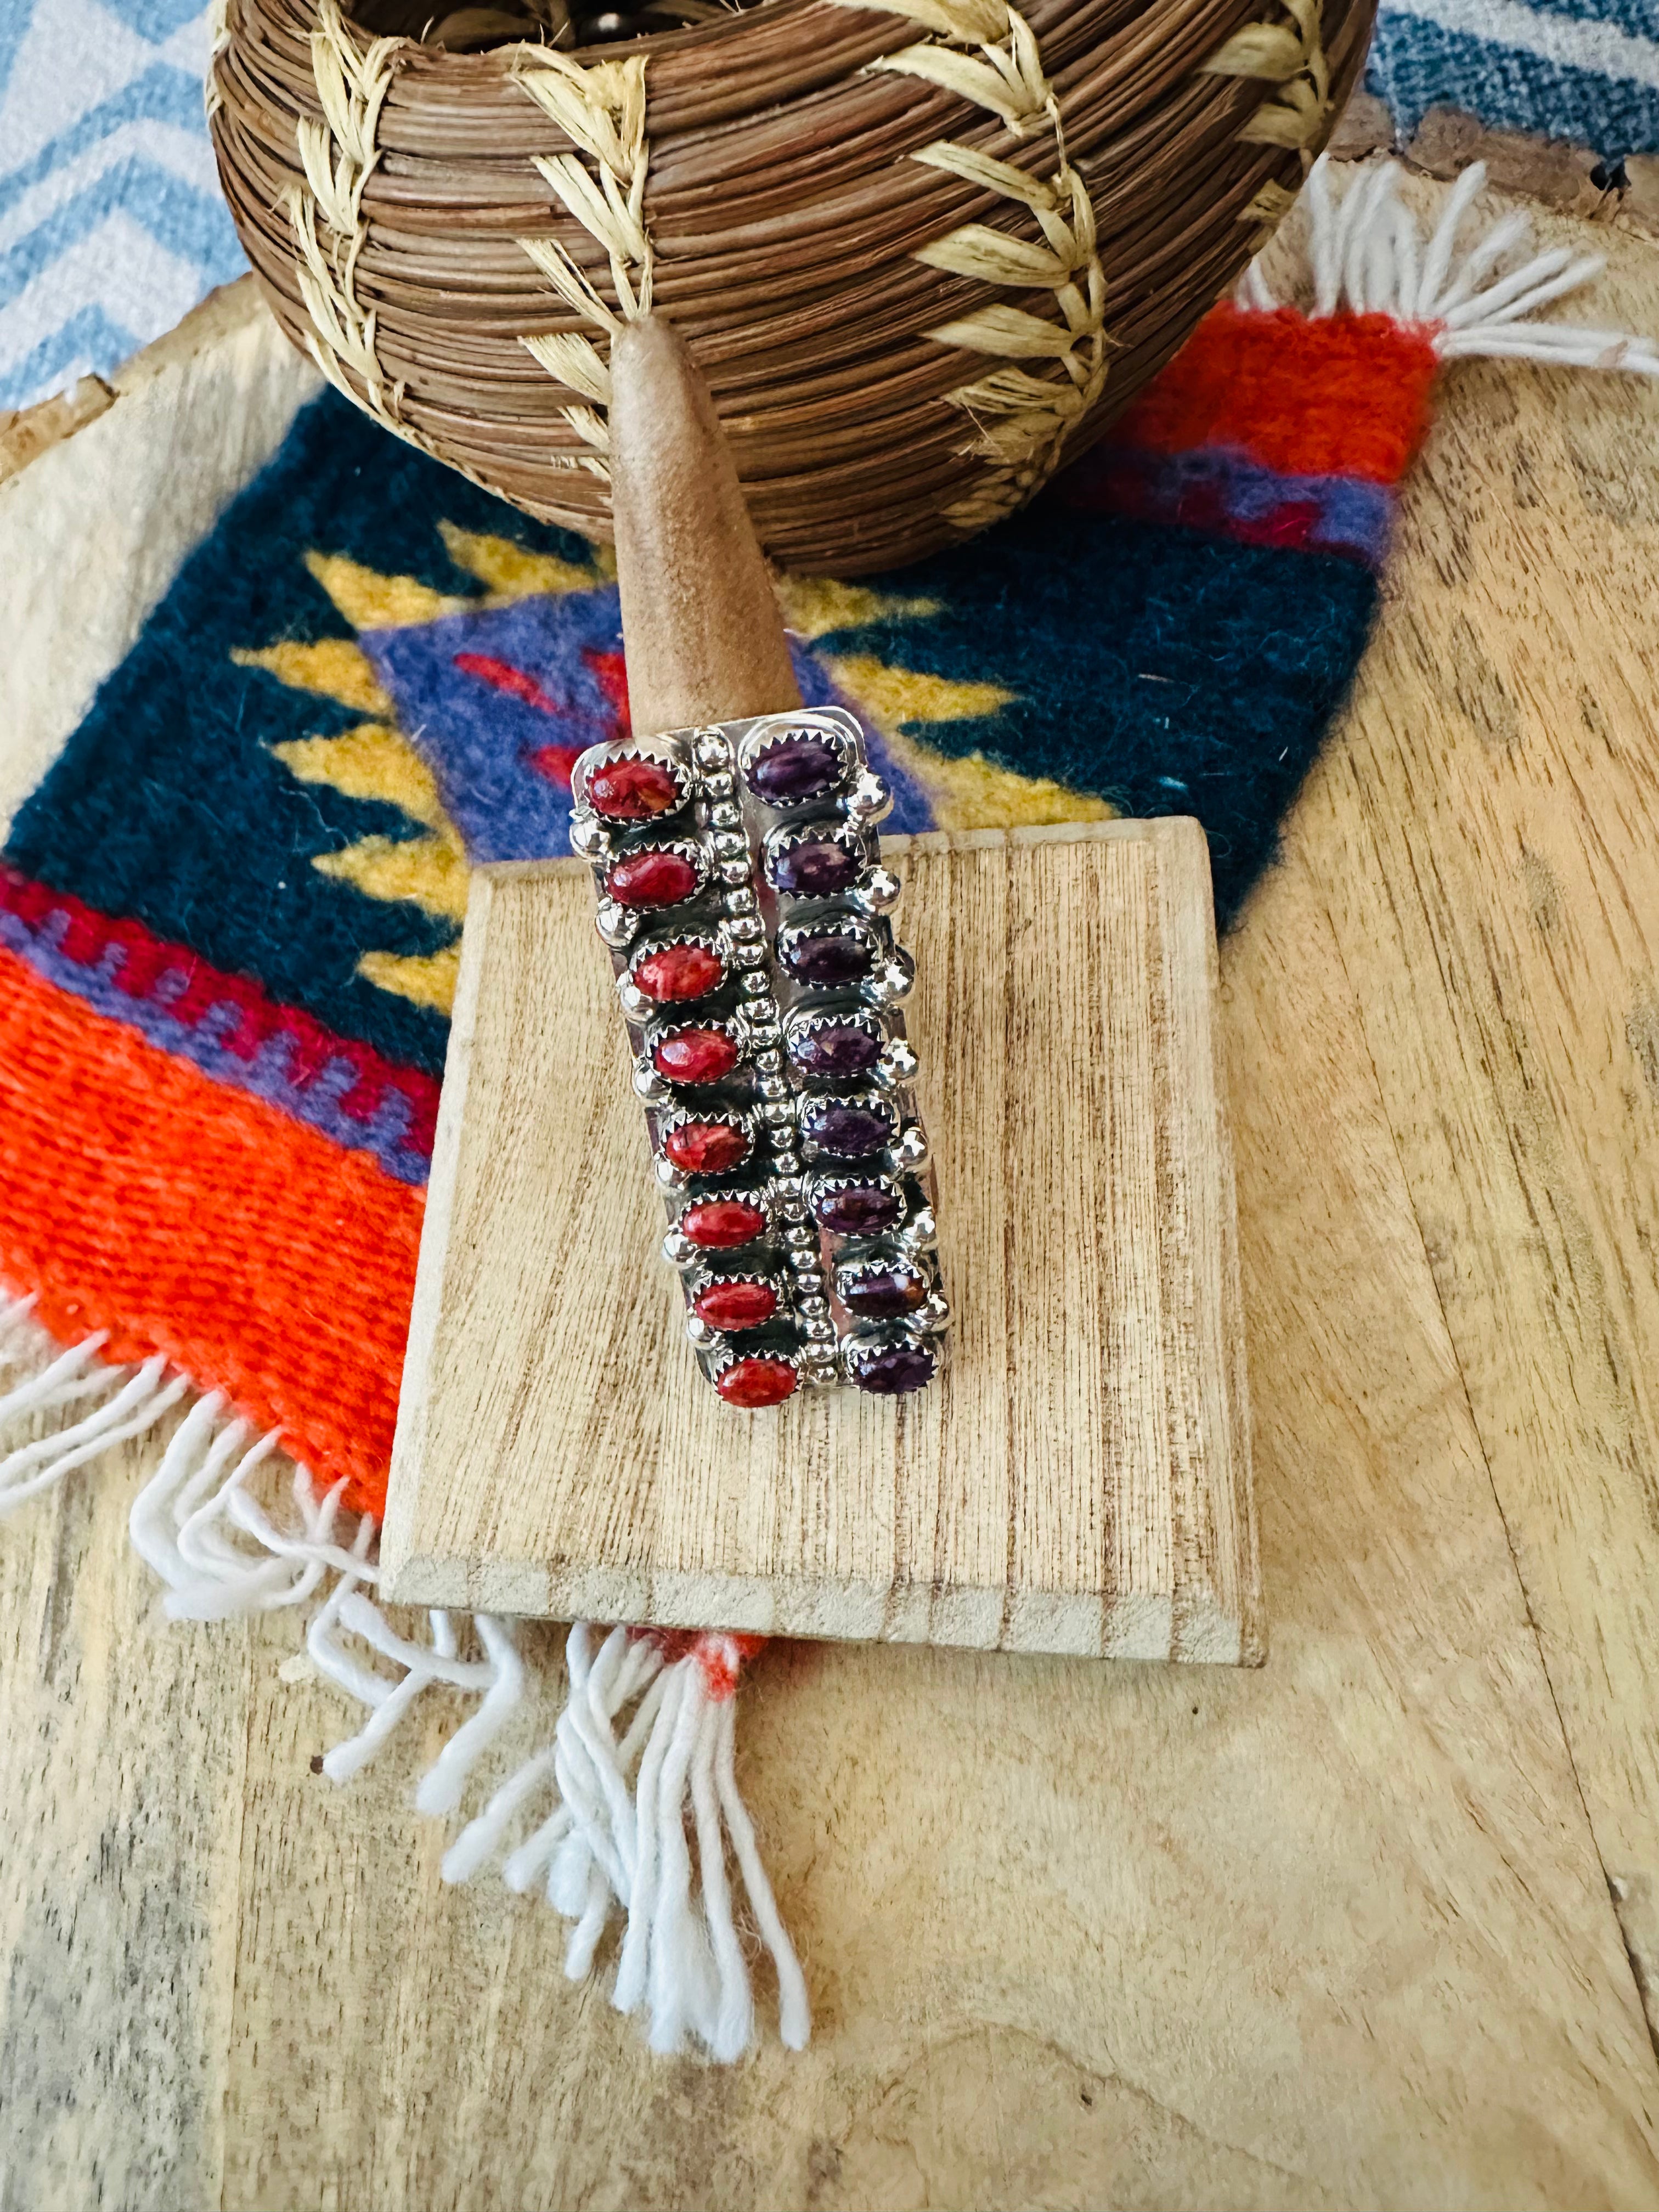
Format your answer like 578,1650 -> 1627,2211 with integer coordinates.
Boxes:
383,821 -> 1260,1661
5,171 -> 1659,2209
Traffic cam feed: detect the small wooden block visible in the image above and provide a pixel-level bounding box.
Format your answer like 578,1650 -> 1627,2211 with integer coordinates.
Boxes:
382,821 -> 1262,1662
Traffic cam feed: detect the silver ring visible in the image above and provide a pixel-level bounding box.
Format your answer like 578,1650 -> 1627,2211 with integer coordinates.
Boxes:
569,708 -> 946,1407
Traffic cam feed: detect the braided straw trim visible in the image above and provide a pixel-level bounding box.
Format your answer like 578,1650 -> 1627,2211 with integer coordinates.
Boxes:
285,0 -> 412,438
514,52 -> 653,482
1204,0 -> 1331,162
847,0 -> 1108,534
204,0 -> 232,120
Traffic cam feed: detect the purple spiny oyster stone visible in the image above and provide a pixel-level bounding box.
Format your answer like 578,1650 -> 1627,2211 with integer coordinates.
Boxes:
770,836 -> 859,898
850,1341 -> 936,1395
789,1019 -> 881,1079
782,929 -> 871,985
747,737 -> 843,805
804,1099 -> 893,1157
840,1264 -> 927,1319
814,1181 -> 901,1234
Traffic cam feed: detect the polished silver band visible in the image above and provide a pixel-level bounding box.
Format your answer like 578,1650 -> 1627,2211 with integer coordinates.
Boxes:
569,707 -> 946,1407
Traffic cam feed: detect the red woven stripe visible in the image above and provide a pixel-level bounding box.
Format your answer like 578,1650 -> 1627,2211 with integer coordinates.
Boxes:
0,865 -> 440,1149
0,945 -> 416,1515
1113,305 -> 1441,487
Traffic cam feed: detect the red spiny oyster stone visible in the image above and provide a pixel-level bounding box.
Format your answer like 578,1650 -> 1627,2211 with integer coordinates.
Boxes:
664,1119 -> 749,1175
716,1355 -> 798,1407
653,1025 -> 739,1085
606,848 -> 699,910
693,1278 -> 778,1331
634,942 -> 723,1002
682,1197 -> 767,1248
587,755 -> 681,821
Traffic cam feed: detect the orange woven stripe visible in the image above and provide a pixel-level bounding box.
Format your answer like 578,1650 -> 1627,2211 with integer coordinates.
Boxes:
0,945 -> 418,1515
1115,306 -> 1441,487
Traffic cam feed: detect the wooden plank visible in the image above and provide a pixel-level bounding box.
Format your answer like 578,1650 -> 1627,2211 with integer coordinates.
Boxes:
0,1442 -> 246,2207
213,838 -> 1659,2210
1288,175 -> 1659,2029
382,819 -> 1261,1663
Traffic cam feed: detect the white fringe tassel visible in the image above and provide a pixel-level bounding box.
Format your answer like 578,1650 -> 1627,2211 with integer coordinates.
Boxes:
1,1293 -> 808,2059
1242,154 -> 1659,375
0,1293 -> 190,1517
444,1622 -> 811,2057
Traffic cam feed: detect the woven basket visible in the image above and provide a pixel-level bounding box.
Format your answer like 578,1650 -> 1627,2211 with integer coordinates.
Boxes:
209,0 -> 1375,573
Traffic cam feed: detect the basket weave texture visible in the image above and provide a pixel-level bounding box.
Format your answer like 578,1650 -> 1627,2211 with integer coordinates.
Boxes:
210,0 -> 1375,573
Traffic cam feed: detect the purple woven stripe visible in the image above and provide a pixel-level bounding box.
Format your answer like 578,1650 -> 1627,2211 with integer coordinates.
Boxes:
1097,444 -> 1395,567
0,906 -> 431,1187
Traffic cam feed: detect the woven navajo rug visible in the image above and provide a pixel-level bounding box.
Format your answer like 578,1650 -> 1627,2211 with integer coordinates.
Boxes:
2,160 -> 1654,2060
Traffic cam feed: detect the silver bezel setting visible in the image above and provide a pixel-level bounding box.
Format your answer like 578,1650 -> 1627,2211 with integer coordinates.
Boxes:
737,713 -> 857,806
783,1006 -> 887,1083
602,835 -> 709,913
777,915 -> 882,988
843,1328 -> 940,1396
646,1016 -> 746,1090
763,821 -> 871,901
571,738 -> 693,826
707,1343 -> 803,1407
624,924 -> 725,1013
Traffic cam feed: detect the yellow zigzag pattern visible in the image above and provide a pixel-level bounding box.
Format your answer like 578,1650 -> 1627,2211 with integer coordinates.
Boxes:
774,575 -> 1114,827
825,655 -> 1115,831
244,526 -> 1111,1015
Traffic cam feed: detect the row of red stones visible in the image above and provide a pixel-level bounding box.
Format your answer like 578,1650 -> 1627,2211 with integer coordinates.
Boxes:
584,743 -> 802,1410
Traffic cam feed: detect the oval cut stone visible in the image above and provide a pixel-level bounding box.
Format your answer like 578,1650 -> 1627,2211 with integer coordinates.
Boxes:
748,737 -> 842,806
682,1197 -> 766,1248
814,1182 -> 900,1235
715,1355 -> 798,1408
654,1025 -> 738,1085
607,848 -> 699,910
635,942 -> 723,1002
664,1119 -> 748,1175
694,1279 -> 778,1332
840,1265 -> 927,1319
789,1019 -> 881,1080
771,837 -> 858,898
805,1101 -> 892,1158
783,929 -> 871,985
588,755 -> 680,822
851,1341 -> 936,1395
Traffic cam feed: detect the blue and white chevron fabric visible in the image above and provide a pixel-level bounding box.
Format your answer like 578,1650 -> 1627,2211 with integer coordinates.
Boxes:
0,0 -> 247,412
1369,0 -> 1659,159
1,0 -> 1655,417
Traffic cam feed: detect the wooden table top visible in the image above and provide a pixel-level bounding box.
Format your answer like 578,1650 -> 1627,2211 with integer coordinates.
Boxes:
4,172 -> 1659,2209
